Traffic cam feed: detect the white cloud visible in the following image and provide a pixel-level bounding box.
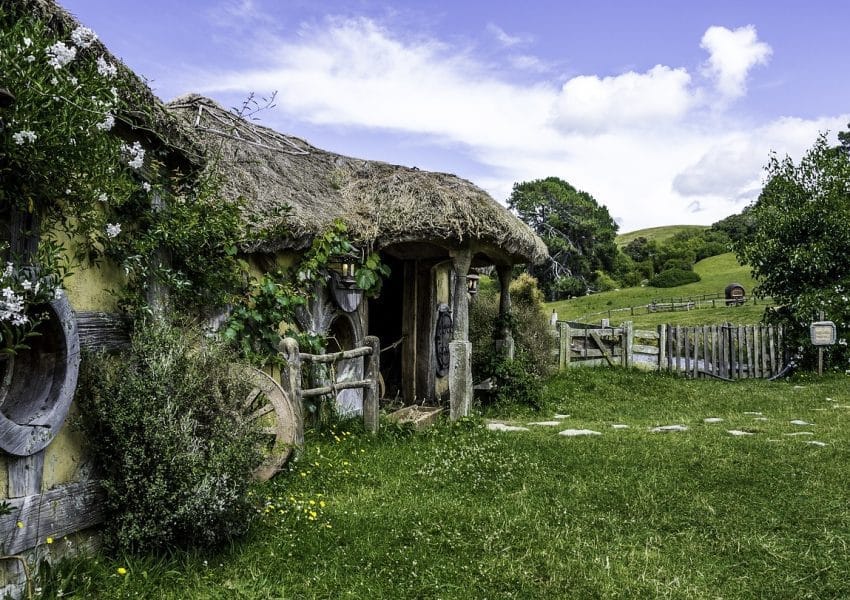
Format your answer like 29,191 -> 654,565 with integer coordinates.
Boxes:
700,25 -> 772,99
486,23 -> 529,47
194,17 -> 846,232
554,65 -> 696,133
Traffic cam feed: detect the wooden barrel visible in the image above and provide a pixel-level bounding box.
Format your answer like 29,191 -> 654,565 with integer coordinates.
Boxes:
0,296 -> 80,456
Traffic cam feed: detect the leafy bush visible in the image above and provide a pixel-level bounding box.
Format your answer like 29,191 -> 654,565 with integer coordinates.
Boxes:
470,272 -> 550,409
649,268 -> 701,288
76,320 -> 261,553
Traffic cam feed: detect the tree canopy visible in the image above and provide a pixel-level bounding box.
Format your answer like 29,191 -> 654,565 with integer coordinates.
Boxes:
736,133 -> 850,366
508,177 -> 618,299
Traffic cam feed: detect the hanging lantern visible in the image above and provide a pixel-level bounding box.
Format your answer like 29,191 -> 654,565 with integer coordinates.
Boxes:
328,254 -> 363,312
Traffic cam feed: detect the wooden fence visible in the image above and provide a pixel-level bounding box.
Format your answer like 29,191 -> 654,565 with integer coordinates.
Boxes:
572,293 -> 771,323
279,336 -> 380,432
554,321 -> 786,380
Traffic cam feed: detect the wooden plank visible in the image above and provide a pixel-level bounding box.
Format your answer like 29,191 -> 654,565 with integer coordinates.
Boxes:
7,452 -> 44,498
769,326 -> 777,376
302,379 -> 375,398
623,321 -> 634,368
719,325 -> 727,379
278,337 -> 305,449
0,480 -> 105,555
588,330 -> 615,367
415,262 -> 436,403
401,261 -> 418,404
702,326 -> 709,376
674,326 -> 682,374
363,336 -> 380,433
559,324 -> 569,370
657,325 -> 667,371
634,330 -> 660,340
684,328 -> 691,376
300,346 -> 373,363
692,328 -> 699,379
632,344 -> 660,355
737,326 -> 745,379
76,311 -> 130,352
760,325 -> 768,377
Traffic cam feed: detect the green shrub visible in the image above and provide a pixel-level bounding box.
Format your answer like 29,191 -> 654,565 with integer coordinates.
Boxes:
470,272 -> 551,409
592,270 -> 619,292
649,268 -> 701,288
76,320 -> 262,553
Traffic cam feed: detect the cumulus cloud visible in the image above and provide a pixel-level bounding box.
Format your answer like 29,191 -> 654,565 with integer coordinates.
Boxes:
554,65 -> 695,132
193,16 -> 845,231
700,25 -> 772,99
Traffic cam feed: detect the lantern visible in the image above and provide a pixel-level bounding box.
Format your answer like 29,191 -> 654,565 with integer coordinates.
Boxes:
466,273 -> 480,298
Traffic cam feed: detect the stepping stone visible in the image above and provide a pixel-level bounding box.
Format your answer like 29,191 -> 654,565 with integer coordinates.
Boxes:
784,431 -> 814,436
651,425 -> 688,433
753,417 -> 769,421
703,417 -> 724,423
487,423 -> 529,432
528,421 -> 561,426
789,419 -> 812,425
727,430 -> 754,436
559,429 -> 601,437
553,414 -> 570,419
610,424 -> 630,429
806,441 -> 828,447
744,411 -> 763,415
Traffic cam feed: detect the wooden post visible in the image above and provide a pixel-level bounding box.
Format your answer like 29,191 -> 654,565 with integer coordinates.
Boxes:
363,336 -> 380,433
495,265 -> 515,360
674,325 -> 682,374
657,324 -> 666,371
451,248 -> 472,342
621,321 -> 634,368
279,337 -> 304,449
559,323 -> 570,370
448,341 -> 472,420
7,452 -> 44,498
401,261 -> 418,403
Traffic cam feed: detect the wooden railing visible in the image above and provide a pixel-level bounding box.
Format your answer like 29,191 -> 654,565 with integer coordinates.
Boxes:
279,336 -> 380,432
553,321 -> 786,380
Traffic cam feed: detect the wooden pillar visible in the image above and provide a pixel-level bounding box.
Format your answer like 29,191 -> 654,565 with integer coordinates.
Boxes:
279,337 -> 304,450
415,262 -> 436,402
363,336 -> 380,433
451,248 -> 472,342
9,208 -> 40,262
401,261 -> 418,403
147,189 -> 169,316
495,265 -> 515,360
450,247 -> 472,419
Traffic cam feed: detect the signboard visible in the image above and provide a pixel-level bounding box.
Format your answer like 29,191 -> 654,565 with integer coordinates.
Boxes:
810,321 -> 836,346
434,304 -> 453,377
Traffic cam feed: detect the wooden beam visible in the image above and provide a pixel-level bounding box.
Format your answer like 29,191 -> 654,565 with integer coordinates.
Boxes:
401,261 -> 418,404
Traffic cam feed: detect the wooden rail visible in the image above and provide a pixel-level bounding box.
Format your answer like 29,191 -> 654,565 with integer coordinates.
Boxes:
280,336 -> 380,432
553,321 -> 785,380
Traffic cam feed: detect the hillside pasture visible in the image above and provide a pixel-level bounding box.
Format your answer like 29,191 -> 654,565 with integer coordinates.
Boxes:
616,224 -> 709,247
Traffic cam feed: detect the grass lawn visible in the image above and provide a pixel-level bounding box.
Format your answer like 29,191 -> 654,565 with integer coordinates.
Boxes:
547,253 -> 769,328
616,225 -> 709,248
43,369 -> 850,599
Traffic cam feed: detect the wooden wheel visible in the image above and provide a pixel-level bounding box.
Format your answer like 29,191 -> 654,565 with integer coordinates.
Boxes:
239,366 -> 298,482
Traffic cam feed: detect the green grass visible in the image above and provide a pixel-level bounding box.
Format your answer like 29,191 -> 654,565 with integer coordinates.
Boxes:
617,224 -> 709,248
41,369 -> 850,599
547,253 -> 768,328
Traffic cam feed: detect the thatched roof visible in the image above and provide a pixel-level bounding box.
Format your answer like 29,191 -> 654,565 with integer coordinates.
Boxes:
167,95 -> 548,266
14,0 -> 200,166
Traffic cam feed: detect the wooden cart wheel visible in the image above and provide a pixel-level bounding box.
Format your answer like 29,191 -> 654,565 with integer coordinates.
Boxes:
239,366 -> 299,482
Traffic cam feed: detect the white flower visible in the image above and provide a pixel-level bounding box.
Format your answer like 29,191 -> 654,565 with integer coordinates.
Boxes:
12,130 -> 37,145
70,26 -> 98,48
96,113 -> 115,131
54,288 -> 64,300
97,192 -> 108,203
96,56 -> 117,79
20,280 -> 32,291
50,76 -> 58,85
23,37 -> 32,48
46,41 -> 77,69
25,55 -> 35,63
68,76 -> 78,85
3,263 -> 13,278
105,223 -> 121,238
121,141 -> 145,170
142,182 -> 152,192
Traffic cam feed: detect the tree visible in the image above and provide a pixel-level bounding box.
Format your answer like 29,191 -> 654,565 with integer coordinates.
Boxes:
508,177 -> 618,299
736,134 -> 850,367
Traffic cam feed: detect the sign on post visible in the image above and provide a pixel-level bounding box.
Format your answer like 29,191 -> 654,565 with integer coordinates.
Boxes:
810,321 -> 836,346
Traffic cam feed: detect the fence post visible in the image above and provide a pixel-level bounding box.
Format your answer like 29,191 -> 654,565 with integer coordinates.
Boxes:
449,341 -> 472,420
363,335 -> 380,433
279,337 -> 305,450
657,324 -> 666,371
559,322 -> 571,370
621,321 -> 634,368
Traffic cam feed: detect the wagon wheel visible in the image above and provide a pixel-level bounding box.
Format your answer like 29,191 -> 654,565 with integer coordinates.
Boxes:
238,366 -> 298,482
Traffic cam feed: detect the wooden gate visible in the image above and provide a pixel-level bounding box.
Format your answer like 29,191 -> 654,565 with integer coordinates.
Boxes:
554,322 -> 635,369
660,323 -> 785,379
279,336 -> 381,432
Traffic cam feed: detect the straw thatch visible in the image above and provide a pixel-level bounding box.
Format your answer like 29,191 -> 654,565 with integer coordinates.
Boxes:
167,95 -> 548,266
13,0 -> 200,165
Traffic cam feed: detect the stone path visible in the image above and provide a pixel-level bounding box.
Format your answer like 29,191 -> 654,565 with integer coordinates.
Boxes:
485,408 -> 832,447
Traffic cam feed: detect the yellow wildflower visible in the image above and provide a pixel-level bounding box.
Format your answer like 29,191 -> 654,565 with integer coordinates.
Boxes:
46,537 -> 53,544
117,567 -> 128,576
16,521 -> 23,529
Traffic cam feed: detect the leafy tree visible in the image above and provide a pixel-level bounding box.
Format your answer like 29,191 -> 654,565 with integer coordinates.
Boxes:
737,134 -> 850,367
622,236 -> 660,266
508,177 -> 618,299
838,121 -> 850,156
711,209 -> 756,245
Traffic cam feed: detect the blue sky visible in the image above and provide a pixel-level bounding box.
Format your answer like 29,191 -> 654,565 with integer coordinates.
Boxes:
61,0 -> 850,232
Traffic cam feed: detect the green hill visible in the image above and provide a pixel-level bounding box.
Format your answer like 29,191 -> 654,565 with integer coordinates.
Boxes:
617,224 -> 709,248
545,252 -> 768,327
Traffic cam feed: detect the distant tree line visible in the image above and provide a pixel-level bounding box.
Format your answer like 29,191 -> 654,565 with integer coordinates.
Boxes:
508,176 -> 748,300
